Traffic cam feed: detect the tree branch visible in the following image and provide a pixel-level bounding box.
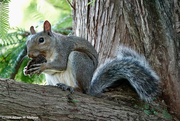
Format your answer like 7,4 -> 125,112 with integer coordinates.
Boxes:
66,0 -> 75,10
0,78 -> 176,120
10,46 -> 27,79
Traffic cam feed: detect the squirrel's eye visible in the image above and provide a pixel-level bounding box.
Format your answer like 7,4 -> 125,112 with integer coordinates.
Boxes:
39,37 -> 44,43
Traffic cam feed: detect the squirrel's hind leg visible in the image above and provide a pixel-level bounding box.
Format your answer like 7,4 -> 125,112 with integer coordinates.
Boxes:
70,51 -> 96,93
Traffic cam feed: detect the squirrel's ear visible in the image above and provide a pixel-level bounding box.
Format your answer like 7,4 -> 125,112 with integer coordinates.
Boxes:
44,20 -> 52,35
30,26 -> 36,34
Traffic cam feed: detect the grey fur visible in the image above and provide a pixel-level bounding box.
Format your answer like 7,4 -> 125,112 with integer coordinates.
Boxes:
89,46 -> 161,102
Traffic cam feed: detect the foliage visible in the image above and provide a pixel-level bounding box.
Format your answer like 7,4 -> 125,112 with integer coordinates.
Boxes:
0,0 -> 11,2
0,28 -> 27,78
0,1 -> 9,39
0,0 -> 72,84
46,0 -> 72,14
52,15 -> 72,34
21,0 -> 72,30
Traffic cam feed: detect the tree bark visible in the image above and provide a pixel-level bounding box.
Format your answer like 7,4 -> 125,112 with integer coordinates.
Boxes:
72,0 -> 180,119
0,78 -> 176,121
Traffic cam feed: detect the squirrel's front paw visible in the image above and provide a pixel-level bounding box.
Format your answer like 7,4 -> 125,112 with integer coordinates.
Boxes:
56,83 -> 74,93
27,63 -> 46,76
24,54 -> 47,76
23,66 -> 28,76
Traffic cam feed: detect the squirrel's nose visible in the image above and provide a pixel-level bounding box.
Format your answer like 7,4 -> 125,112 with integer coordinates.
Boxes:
27,50 -> 40,58
27,52 -> 33,58
27,51 -> 35,58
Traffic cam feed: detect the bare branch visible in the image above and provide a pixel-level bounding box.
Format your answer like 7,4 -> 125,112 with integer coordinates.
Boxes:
66,0 -> 75,10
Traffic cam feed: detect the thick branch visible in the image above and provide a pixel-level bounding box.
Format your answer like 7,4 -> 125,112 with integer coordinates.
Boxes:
0,78 -> 175,121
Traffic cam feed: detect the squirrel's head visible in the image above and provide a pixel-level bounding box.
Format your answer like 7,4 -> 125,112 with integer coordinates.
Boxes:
26,20 -> 54,59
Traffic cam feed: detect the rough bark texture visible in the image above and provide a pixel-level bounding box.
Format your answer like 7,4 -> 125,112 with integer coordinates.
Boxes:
0,78 -> 176,121
72,0 -> 180,119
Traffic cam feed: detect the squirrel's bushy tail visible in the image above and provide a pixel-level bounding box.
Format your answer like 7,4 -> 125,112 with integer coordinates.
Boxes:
89,46 -> 161,102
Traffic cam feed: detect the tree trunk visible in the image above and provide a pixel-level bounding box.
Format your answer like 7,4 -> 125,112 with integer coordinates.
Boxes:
72,0 -> 180,119
0,78 -> 176,121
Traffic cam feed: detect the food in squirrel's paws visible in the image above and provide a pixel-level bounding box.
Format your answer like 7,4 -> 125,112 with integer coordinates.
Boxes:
25,54 -> 47,75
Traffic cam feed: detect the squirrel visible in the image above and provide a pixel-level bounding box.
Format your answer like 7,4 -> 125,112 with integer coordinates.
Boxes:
24,20 -> 161,102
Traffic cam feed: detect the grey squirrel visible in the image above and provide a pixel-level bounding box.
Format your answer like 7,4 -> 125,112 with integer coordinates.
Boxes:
24,20 -> 161,102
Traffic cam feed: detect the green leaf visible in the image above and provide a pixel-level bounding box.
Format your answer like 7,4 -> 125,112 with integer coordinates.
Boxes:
72,100 -> 79,102
0,2 -> 10,39
144,104 -> 149,110
144,110 -> 151,115
134,104 -> 138,109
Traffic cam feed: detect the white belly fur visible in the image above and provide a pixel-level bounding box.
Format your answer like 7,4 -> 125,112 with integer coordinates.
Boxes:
44,53 -> 77,88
